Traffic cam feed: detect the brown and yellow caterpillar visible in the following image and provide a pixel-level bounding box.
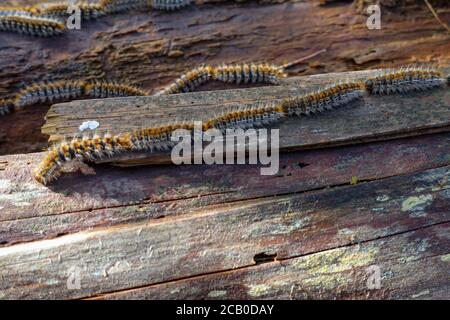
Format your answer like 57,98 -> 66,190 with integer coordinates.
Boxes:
155,63 -> 287,95
34,122 -> 195,185
2,79 -> 148,115
31,1 -> 107,20
15,80 -> 87,109
364,67 -> 448,95
0,13 -> 66,37
154,50 -> 328,95
154,65 -> 214,96
281,82 -> 365,116
85,81 -> 150,98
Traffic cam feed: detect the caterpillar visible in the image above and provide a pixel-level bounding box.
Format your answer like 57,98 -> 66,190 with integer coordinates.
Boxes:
31,1 -> 107,20
0,13 -> 66,37
154,66 -> 214,96
85,81 -> 150,98
34,122 -> 196,184
14,80 -> 87,110
151,0 -> 192,11
154,50 -> 328,95
364,67 -> 448,95
280,82 -> 365,116
1,80 -> 148,115
0,6 -> 34,17
0,99 -> 14,116
155,63 -> 287,95
203,103 -> 285,132
99,0 -> 150,13
213,63 -> 286,85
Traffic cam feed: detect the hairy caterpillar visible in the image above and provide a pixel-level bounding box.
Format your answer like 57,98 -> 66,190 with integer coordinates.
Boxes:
154,66 -> 214,96
99,0 -> 150,13
203,103 -> 285,132
34,122 -> 196,184
213,63 -> 286,85
281,82 -> 365,116
155,63 -> 287,95
0,13 -> 66,37
364,67 -> 448,95
85,81 -> 150,98
0,80 -> 148,115
151,0 -> 192,11
154,50 -> 328,95
0,6 -> 34,17
14,80 -> 87,109
0,99 -> 14,116
32,1 -> 107,20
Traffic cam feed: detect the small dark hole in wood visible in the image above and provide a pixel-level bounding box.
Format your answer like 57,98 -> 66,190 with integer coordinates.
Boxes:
88,208 -> 93,212
253,252 -> 277,264
156,215 -> 165,219
56,232 -> 68,237
281,164 -> 287,170
0,241 -> 8,245
136,105 -> 141,108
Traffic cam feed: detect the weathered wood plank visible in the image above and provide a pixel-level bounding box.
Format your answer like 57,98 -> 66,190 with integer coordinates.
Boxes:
1,133 -> 450,246
0,164 -> 448,299
93,223 -> 450,300
41,70 -> 450,165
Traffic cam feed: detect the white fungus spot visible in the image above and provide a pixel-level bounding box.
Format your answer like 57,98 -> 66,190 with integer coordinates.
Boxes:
79,120 -> 99,132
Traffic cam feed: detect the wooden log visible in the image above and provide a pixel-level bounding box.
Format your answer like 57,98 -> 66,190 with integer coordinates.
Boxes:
94,223 -> 450,300
0,164 -> 448,299
1,0 -> 450,154
1,132 -> 450,246
40,69 -> 450,166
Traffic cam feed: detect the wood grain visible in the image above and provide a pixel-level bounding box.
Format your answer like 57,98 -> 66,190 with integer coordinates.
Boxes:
94,223 -> 450,300
1,132 -> 450,246
0,163 -> 449,299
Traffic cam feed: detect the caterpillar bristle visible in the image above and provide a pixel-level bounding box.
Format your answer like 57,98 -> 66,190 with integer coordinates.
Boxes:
365,67 -> 446,95
85,81 -> 149,98
0,13 -> 66,37
14,80 -> 87,109
151,0 -> 192,11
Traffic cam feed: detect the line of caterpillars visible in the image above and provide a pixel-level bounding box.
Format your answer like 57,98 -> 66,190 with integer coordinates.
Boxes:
0,62 -> 288,116
0,0 -> 192,37
34,67 -> 450,185
0,80 -> 150,116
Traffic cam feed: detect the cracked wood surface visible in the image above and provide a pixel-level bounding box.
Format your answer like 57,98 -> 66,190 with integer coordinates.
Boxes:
1,132 -> 450,245
1,0 -> 450,154
0,131 -> 449,299
0,163 -> 449,299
